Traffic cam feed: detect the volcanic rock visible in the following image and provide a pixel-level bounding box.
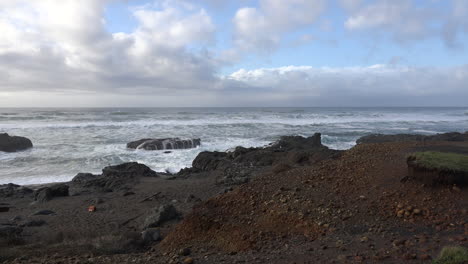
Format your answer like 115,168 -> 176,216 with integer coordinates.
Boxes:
33,184 -> 69,203
0,133 -> 33,152
71,162 -> 158,192
181,133 -> 341,186
127,138 -> 201,150
0,184 -> 33,199
143,204 -> 180,229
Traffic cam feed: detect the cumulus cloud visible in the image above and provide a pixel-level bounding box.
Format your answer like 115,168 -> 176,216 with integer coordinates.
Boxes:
233,0 -> 326,52
0,0 -> 218,94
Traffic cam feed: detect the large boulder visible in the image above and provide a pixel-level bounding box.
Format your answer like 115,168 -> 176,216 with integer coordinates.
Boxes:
0,133 -> 33,152
33,184 -> 69,203
357,132 -> 468,144
127,138 -> 201,150
71,162 -> 158,192
143,204 -> 181,229
0,184 -> 33,199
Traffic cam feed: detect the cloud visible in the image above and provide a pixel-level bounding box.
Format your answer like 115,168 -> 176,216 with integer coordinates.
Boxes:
226,64 -> 468,106
344,0 -> 434,42
442,0 -> 468,48
0,0 -> 218,94
232,0 -> 326,52
342,0 -> 468,47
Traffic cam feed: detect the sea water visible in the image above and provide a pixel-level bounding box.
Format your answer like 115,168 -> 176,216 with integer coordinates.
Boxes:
1,107 -> 467,185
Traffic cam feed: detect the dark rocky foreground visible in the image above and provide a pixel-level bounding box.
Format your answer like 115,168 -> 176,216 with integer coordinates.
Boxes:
0,133 -> 33,152
1,132 -> 467,263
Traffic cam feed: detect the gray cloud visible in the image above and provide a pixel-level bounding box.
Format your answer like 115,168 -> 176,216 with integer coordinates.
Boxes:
342,0 -> 468,48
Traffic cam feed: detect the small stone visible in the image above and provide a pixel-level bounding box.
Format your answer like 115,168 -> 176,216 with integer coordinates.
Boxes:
183,257 -> 194,264
360,236 -> 369,243
397,210 -> 404,217
141,228 -> 161,242
453,186 -> 461,192
31,209 -> 55,216
413,209 -> 421,215
122,191 -> 135,196
179,248 -> 191,256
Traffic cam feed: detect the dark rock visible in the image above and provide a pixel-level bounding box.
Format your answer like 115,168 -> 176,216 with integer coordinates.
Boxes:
143,204 -> 180,228
183,133 -> 341,186
71,162 -> 158,192
33,184 -> 69,203
127,138 -> 201,150
32,210 -> 56,216
192,151 -> 230,171
33,188 -> 52,203
0,183 -> 33,198
22,219 -> 46,227
101,162 -> 158,178
141,228 -> 161,243
0,225 -> 22,237
179,247 -> 191,256
271,133 -> 323,151
0,207 -> 9,213
0,133 -> 33,152
357,132 -> 468,144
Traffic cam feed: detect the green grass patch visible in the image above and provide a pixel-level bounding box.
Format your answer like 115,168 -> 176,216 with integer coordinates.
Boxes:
433,246 -> 468,264
409,151 -> 468,172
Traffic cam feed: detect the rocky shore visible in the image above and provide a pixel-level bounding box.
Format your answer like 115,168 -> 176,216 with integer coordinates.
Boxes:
1,132 -> 467,263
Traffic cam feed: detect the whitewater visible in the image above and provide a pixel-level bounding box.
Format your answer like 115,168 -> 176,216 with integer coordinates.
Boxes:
1,107 -> 467,185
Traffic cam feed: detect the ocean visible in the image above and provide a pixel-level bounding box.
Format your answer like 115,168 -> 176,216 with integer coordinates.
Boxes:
1,107 -> 467,185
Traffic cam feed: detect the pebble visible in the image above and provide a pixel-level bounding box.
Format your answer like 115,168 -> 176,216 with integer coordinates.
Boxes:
179,248 -> 191,256
31,209 -> 55,216
183,257 -> 194,264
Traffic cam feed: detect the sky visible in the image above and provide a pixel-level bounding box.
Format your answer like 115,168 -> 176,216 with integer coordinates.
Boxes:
0,0 -> 467,107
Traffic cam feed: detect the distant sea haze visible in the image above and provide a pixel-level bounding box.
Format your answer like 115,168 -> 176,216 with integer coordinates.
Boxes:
1,107 -> 467,185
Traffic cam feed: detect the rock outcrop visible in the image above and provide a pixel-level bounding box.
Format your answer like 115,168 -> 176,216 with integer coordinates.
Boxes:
33,184 -> 69,203
0,133 -> 33,152
357,132 -> 468,144
0,184 -> 33,199
179,133 -> 341,186
127,138 -> 201,150
71,162 -> 158,192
